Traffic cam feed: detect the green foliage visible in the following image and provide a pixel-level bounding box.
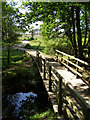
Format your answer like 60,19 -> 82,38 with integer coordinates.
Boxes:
24,44 -> 32,49
2,48 -> 30,69
22,2 -> 90,60
24,37 -> 34,41
2,50 -> 56,119
2,2 -> 21,47
30,109 -> 57,119
24,36 -> 71,56
2,2 -> 22,65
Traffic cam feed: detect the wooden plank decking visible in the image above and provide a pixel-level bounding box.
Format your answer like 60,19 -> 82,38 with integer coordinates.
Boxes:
14,47 -> 90,119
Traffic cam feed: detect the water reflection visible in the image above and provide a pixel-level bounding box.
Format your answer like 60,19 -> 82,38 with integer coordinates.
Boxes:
2,92 -> 37,119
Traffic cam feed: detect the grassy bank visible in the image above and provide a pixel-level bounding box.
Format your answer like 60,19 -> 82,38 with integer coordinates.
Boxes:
2,48 -> 30,70
2,48 -> 56,119
23,35 -> 72,56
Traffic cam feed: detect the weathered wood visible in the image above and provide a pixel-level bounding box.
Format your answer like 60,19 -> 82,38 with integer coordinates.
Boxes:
76,61 -> 79,78
36,51 -> 40,67
62,62 -> 82,78
39,56 -> 42,72
64,96 -> 83,119
63,81 -> 90,119
43,59 -> 46,80
58,77 -> 63,115
55,53 -> 59,61
56,49 -> 89,66
63,57 -> 83,71
63,80 -> 90,110
63,103 -> 75,119
51,71 -> 59,82
24,49 -> 90,119
49,66 -> 52,92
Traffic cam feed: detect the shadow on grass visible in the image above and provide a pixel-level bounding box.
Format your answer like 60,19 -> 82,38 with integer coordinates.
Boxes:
2,48 -> 30,70
2,53 -> 56,119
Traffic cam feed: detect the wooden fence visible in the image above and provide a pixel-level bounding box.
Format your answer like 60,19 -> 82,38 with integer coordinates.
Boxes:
36,50 -> 90,120
55,50 -> 90,87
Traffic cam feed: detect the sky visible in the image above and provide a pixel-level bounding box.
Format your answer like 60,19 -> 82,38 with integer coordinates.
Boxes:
6,0 -> 43,32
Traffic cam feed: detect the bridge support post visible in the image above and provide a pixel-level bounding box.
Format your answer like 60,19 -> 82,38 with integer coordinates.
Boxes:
56,53 -> 59,62
36,51 -> 40,66
58,77 -> 63,115
61,54 -> 63,64
67,56 -> 70,70
76,61 -> 79,78
43,59 -> 46,80
49,66 -> 52,92
40,56 -> 42,72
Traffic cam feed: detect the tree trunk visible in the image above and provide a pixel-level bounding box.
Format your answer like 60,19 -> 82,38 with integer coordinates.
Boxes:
62,10 -> 74,53
7,45 -> 10,66
76,6 -> 84,60
83,6 -> 88,48
72,5 -> 77,57
88,32 -> 90,58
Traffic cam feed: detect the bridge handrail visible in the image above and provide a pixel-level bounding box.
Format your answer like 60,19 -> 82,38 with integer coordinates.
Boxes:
51,66 -> 90,110
36,50 -> 90,119
56,50 -> 89,66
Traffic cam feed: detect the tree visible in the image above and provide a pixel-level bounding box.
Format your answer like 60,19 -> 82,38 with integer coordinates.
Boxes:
71,5 -> 77,57
2,2 -> 21,66
76,5 -> 84,60
22,2 -> 90,60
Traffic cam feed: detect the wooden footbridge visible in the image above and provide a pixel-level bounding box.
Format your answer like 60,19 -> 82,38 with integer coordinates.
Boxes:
14,46 -> 90,120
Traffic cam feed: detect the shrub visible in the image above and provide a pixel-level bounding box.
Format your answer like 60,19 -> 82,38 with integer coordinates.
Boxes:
24,44 -> 32,49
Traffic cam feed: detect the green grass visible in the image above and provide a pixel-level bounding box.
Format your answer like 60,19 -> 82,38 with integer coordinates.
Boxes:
2,48 -> 30,69
30,109 -> 57,120
2,48 -> 56,119
24,35 -> 71,56
29,37 -> 46,51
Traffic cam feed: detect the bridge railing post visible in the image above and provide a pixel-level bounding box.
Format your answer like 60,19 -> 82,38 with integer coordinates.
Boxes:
67,56 -> 70,70
76,60 -> 79,78
39,56 -> 42,72
61,54 -> 63,64
49,66 -> 52,92
58,76 -> 63,115
43,59 -> 46,80
56,52 -> 59,62
36,51 -> 39,65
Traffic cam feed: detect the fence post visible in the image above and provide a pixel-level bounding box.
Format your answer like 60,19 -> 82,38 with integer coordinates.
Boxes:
67,56 -> 70,70
58,76 -> 63,115
49,66 -> 52,92
61,54 -> 63,64
43,59 -> 46,80
36,51 -> 39,66
56,52 -> 58,62
76,61 -> 79,78
40,56 -> 42,72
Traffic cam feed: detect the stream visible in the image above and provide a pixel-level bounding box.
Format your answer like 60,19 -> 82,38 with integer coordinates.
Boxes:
2,55 -> 51,120
2,87 -> 50,120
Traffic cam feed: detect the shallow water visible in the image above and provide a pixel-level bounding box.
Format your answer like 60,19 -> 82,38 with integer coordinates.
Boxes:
2,57 -> 50,120
2,92 -> 37,119
2,88 -> 50,120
